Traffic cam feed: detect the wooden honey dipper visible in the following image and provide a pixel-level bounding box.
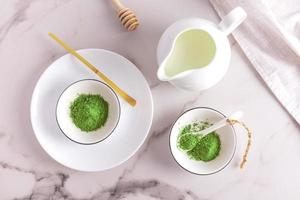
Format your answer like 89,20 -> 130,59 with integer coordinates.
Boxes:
111,0 -> 139,31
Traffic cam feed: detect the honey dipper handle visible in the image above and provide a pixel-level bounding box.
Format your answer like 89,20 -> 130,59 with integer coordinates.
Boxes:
111,0 -> 125,11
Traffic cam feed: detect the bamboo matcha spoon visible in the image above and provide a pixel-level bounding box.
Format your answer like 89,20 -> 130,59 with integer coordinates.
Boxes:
111,0 -> 139,31
48,32 -> 136,107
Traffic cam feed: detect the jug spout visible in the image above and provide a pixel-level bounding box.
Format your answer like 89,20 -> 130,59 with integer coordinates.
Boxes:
157,64 -> 170,81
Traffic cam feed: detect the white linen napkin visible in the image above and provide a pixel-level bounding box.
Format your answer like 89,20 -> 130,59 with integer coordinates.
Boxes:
209,0 -> 300,124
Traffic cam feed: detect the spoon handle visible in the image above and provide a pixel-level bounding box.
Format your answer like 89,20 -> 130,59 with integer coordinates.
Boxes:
200,118 -> 227,136
199,111 -> 243,137
48,32 -> 137,106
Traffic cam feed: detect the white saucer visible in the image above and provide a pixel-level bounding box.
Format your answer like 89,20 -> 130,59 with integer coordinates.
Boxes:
31,49 -> 153,171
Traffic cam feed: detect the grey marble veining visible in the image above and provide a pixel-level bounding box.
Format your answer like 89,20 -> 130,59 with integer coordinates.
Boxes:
1,161 -> 201,200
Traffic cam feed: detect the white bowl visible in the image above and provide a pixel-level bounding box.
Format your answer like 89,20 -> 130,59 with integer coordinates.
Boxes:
56,79 -> 121,145
170,107 -> 236,175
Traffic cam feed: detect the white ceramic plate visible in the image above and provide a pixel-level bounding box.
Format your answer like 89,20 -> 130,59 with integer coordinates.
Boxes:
170,107 -> 236,175
31,49 -> 153,171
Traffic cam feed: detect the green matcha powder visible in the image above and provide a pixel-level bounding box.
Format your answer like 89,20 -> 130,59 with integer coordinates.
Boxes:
177,121 -> 221,162
70,94 -> 109,132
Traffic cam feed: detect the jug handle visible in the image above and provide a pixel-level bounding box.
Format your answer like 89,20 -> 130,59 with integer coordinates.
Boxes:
218,7 -> 247,36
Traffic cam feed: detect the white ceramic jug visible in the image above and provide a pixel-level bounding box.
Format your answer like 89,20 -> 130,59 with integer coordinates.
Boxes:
157,7 -> 247,91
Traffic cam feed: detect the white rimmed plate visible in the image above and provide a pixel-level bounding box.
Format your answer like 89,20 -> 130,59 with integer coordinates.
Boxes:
31,49 -> 153,171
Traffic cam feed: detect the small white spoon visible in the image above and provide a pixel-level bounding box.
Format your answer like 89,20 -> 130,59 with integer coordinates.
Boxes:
196,111 -> 243,137
178,111 -> 244,151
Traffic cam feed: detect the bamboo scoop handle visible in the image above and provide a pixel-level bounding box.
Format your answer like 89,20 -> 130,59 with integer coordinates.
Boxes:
48,32 -> 137,107
111,0 -> 139,31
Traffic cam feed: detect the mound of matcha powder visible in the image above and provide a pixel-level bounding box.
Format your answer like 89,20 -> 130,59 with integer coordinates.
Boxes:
178,134 -> 199,151
70,94 -> 109,132
187,132 -> 221,161
177,121 -> 221,162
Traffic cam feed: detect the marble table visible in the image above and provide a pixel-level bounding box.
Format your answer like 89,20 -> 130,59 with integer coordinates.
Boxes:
1,0 -> 300,199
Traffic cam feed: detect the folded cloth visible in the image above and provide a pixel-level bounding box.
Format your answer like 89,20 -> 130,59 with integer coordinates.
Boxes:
209,0 -> 300,124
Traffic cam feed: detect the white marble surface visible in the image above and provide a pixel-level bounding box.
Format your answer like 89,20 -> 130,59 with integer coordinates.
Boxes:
0,0 -> 300,199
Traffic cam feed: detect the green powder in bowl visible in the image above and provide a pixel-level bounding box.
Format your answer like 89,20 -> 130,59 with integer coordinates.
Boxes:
178,134 -> 199,151
70,94 -> 109,132
177,121 -> 221,162
187,132 -> 221,161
